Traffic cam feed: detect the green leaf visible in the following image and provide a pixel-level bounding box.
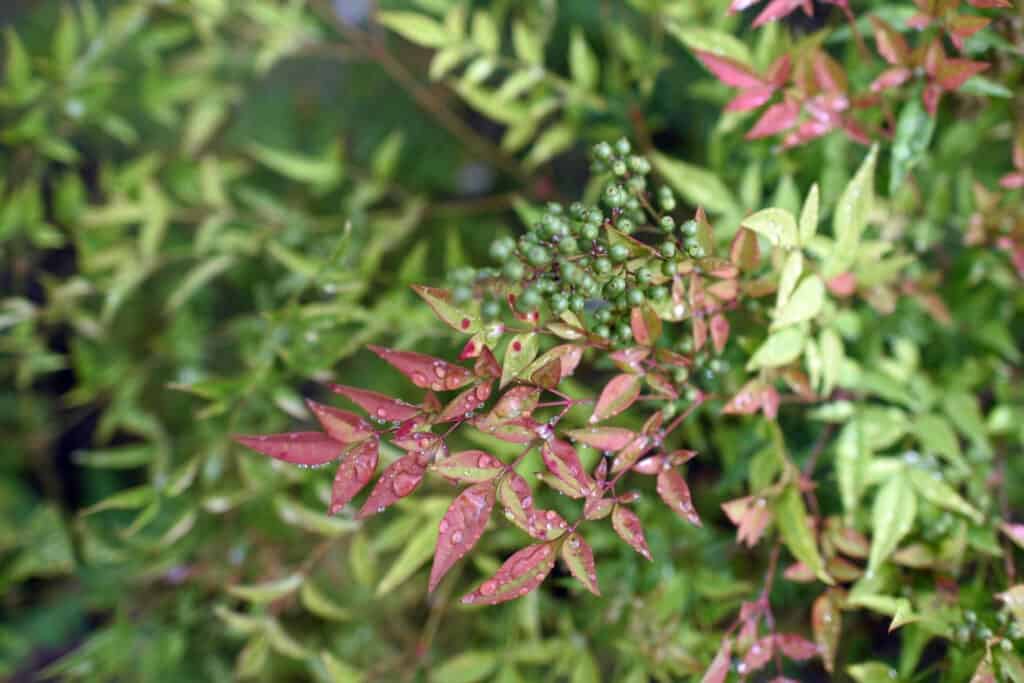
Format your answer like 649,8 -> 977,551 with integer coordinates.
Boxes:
906,468 -> 983,524
799,183 -> 820,243
501,333 -> 540,388
828,145 -> 878,276
773,275 -> 825,329
777,251 -> 804,309
774,486 -> 832,584
430,651 -> 499,683
746,326 -> 806,370
513,21 -> 543,64
378,11 -> 449,48
890,97 -> 936,194
412,285 -> 481,334
741,208 -> 799,249
651,153 -> 740,216
322,652 -> 363,683
228,573 -> 304,604
667,24 -> 752,65
300,581 -> 351,621
819,328 -> 844,396
471,11 -> 499,53
868,472 -> 916,572
4,28 -> 31,91
569,28 -> 599,90
376,521 -> 437,594
525,123 -> 575,168
911,414 -> 967,473
848,662 -> 902,683
942,392 -> 992,457
247,141 -> 342,187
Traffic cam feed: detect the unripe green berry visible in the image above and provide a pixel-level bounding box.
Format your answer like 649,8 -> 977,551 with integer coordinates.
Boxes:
504,261 -> 525,281
527,245 -> 552,267
489,238 -> 513,262
660,216 -> 676,232
609,244 -> 630,263
569,202 -> 585,218
594,257 -> 612,275
596,308 -> 612,323
628,155 -> 650,175
614,137 -> 631,156
580,275 -> 598,294
615,322 -> 632,340
549,293 -> 569,313
558,237 -> 579,255
605,276 -> 626,296
604,184 -> 626,208
617,218 -> 635,234
593,142 -> 613,161
687,244 -> 705,259
625,197 -> 640,211
681,219 -> 698,235
520,287 -> 542,309
581,223 -> 600,240
661,241 -> 677,258
662,260 -> 678,277
636,267 -> 654,284
560,262 -> 580,283
481,299 -> 501,319
612,160 -> 628,176
627,289 -> 645,306
648,285 -> 668,301
660,197 -> 677,212
627,176 -> 646,193
570,295 -> 585,312
595,324 -> 611,338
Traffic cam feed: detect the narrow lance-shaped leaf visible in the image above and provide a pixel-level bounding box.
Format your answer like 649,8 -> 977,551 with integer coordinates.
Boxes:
812,590 -> 842,673
305,400 -> 375,444
657,468 -> 702,527
438,381 -> 493,422
742,208 -> 798,249
500,333 -> 539,388
233,433 -> 344,467
774,486 -> 832,584
540,439 -> 595,498
431,450 -> 505,484
567,427 -> 637,452
611,505 -> 652,560
412,284 -> 481,334
368,345 -> 474,392
799,183 -> 819,244
773,275 -> 825,329
867,472 -> 917,572
590,373 -> 642,423
461,543 -> 557,606
498,471 -> 568,541
329,437 -> 380,514
429,483 -> 496,592
329,384 -> 420,422
560,532 -> 600,595
701,638 -> 733,683
357,452 -> 429,519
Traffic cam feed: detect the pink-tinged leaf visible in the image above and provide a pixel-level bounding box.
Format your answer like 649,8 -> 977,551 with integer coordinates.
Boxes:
329,437 -> 380,514
498,471 -> 569,540
233,432 -> 344,467
329,384 -> 420,422
775,634 -> 818,660
870,17 -> 910,65
710,314 -> 730,354
967,0 -> 1011,7
707,278 -> 740,302
609,347 -> 650,373
411,284 -> 481,334
561,532 -> 600,595
907,11 -> 932,29
529,357 -> 562,390
692,315 -> 708,352
812,590 -> 842,672
422,391 -> 443,413
753,0 -> 805,27
949,14 -> 991,43
392,429 -> 442,453
541,438 -> 595,498
761,385 -> 780,419
611,505 -> 652,560
743,636 -> 775,672
657,468 -> 702,526
827,272 -> 857,297
784,561 -> 817,582
611,434 -> 652,475
645,372 -> 678,399
429,482 -> 496,592
438,381 -> 493,423
524,344 -> 584,383
970,655 -> 996,683
474,347 -> 501,379
305,400 -> 375,444
870,67 -> 912,92
730,227 -> 761,272
768,54 -> 792,88
746,100 -> 800,139
730,0 -> 762,11
368,345 -> 474,392
491,386 -> 541,420
431,450 -> 505,483
1000,172 -> 1024,189
470,415 -> 540,443
701,639 -> 732,683
922,82 -> 943,115
722,380 -> 763,415
936,58 -> 989,91
591,373 -> 643,424
1002,523 -> 1024,549
567,427 -> 637,452
583,496 -> 614,520
356,452 -> 428,519
461,543 -> 557,606
721,496 -> 773,547
726,85 -> 776,112
694,51 -> 765,89
813,51 -> 847,92
630,305 -> 662,346
632,454 -> 667,475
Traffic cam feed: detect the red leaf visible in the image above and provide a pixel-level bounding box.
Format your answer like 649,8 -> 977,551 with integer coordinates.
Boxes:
645,372 -> 678,399
474,347 -> 501,378
1002,172 -> 1024,190
726,85 -> 776,112
329,384 -> 420,422
936,58 -> 989,91
356,452 -> 428,519
491,386 -> 541,419
438,381 -> 493,422
692,315 -> 708,352
590,373 -> 643,423
498,471 -> 568,540
813,51 -> 847,92
948,14 -> 990,45
540,438 -> 595,498
746,100 -> 800,139
431,450 -> 505,483
922,82 -> 943,115
560,532 -> 600,595
870,17 -> 910,65
470,415 -> 540,443
611,434 -> 653,474
305,400 -> 375,443
730,227 -> 761,272
657,468 -> 702,526
710,314 -> 730,354
694,51 -> 765,89
429,483 -> 496,591
609,347 -> 650,373
753,0 -> 806,27
701,638 -> 733,683
330,437 -> 380,514
630,305 -> 662,346
870,66 -> 912,92
743,636 -> 775,672
722,380 -> 764,415
776,633 -> 818,660
461,542 -> 557,606
368,345 -> 474,392
768,54 -> 792,88
233,432 -> 344,467
611,505 -> 652,560
567,427 -> 637,452
721,496 -> 773,547
583,496 -> 614,520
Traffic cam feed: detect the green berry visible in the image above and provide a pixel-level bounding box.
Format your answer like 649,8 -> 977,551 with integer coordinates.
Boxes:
520,287 -> 542,309
581,223 -> 600,240
481,299 -> 501,319
627,176 -> 646,193
604,184 -> 626,208
504,261 -> 525,281
617,218 -> 635,234
560,262 -> 580,283
593,142 -> 613,161
489,238 -> 513,262
549,293 -> 569,313
595,324 -> 611,338
595,308 -> 612,323
612,160 -> 628,176
452,286 -> 473,304
609,244 -> 630,263
661,241 -> 677,258
527,245 -> 552,267
615,322 -> 632,340
660,216 -> 676,232
681,219 -> 698,235
648,285 -> 668,301
605,277 -> 626,296
662,260 -> 678,277
558,237 -> 579,255
628,155 -> 650,175
636,267 -> 653,284
570,295 -> 585,312
580,274 -> 598,294
594,257 -> 612,275
614,137 -> 631,156
627,289 -> 645,306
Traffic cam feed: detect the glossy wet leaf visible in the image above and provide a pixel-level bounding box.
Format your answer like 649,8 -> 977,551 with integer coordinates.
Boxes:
611,505 -> 651,561
430,483 -> 496,591
233,432 -> 344,467
747,326 -> 806,370
357,453 -> 428,519
306,400 -> 375,444
868,472 -> 917,572
813,589 -> 842,672
567,427 -> 637,452
412,284 -> 481,334
438,381 -> 493,422
330,384 -> 420,422
742,207 -> 798,249
540,438 -> 594,499
498,471 -> 568,541
773,275 -> 825,329
774,486 -> 832,584
330,438 -> 380,514
590,373 -> 642,423
656,468 -> 701,527
432,450 -> 505,483
461,543 -> 557,606
500,333 -> 539,388
560,531 -> 600,595
369,345 -> 474,392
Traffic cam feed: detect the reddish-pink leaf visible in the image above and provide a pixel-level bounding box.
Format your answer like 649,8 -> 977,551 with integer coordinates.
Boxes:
936,58 -> 989,91
305,400 -> 375,443
968,0 -> 1011,6
701,638 -> 732,683
566,427 -> 637,452
761,385 -> 780,419
730,227 -> 761,272
356,452 -> 428,519
541,438 -> 595,498
429,482 -> 496,591
438,381 -> 493,422
1001,522 -> 1024,549
710,314 -> 730,354
630,305 -> 662,347
1000,172 -> 1024,189
692,315 -> 708,352
491,386 -> 541,419
645,372 -> 678,399
611,505 -> 652,560
431,450 -> 505,483
753,0 -> 806,27
743,635 -> 776,672
726,85 -> 776,112
722,380 -> 763,415
590,373 -> 643,423
498,471 -> 568,540
746,100 -> 800,139
784,561 -> 817,582
329,384 -> 420,422
583,496 -> 614,520
611,434 -> 652,475
233,432 -> 344,467
721,496 -> 773,547
329,437 -> 380,514
392,429 -> 442,453
609,347 -> 650,373
768,54 -> 792,87
870,66 -> 912,92
470,415 -> 540,443
730,0 -> 762,11
632,454 -> 666,475
368,345 -> 474,392
870,17 -> 910,65
694,51 -> 765,89
776,634 -> 819,660
461,542 -> 557,606
474,346 -> 501,378
949,14 -> 991,44
560,532 -> 600,595
657,468 -> 702,527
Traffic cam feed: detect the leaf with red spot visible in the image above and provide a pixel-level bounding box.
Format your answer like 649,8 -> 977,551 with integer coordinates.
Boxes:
701,638 -> 732,683
611,505 -> 652,560
498,472 -> 568,540
566,427 -> 637,452
746,100 -> 800,139
356,452 -> 428,519
870,17 -> 910,65
233,432 -> 345,466
611,434 -> 652,475
775,633 -> 818,660
431,450 -> 505,483
630,304 -> 662,347
694,51 -> 765,89
657,468 -> 702,527
329,437 -> 380,514
710,314 -> 730,354
541,438 -> 594,498
461,542 -> 557,606
500,333 -> 539,388
590,373 -> 642,424
305,400 -> 375,443
438,381 -> 493,423
429,482 -> 496,592
412,284 -> 481,334
743,635 -> 775,672
329,384 -> 420,422
560,532 -> 600,595
368,345 -> 474,392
